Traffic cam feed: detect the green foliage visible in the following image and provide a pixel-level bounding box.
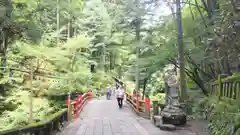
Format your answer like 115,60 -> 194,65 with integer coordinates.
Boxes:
0,91 -> 56,130
196,96 -> 240,135
0,35 -> 95,130
1,0 -> 99,130
92,71 -> 113,91
123,80 -> 135,93
150,93 -> 165,105
186,76 -> 197,89
147,71 -> 165,95
0,109 -> 67,133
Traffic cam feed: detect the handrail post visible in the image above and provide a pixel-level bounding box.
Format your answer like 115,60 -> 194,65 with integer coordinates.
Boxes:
87,91 -> 90,100
79,95 -> 83,112
145,96 -> 150,118
89,90 -> 93,99
217,75 -> 222,100
86,92 -> 88,102
74,98 -> 78,119
67,93 -> 72,121
136,95 -> 140,113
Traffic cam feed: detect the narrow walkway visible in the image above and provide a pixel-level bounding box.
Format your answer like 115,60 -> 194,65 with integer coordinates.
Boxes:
57,96 -> 195,135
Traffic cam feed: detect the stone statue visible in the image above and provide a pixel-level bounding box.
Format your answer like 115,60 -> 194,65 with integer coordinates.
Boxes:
161,65 -> 186,126
166,71 -> 180,107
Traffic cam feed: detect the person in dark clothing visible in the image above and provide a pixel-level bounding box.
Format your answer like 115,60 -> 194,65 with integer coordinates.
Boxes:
116,86 -> 124,108
117,97 -> 123,108
106,87 -> 112,100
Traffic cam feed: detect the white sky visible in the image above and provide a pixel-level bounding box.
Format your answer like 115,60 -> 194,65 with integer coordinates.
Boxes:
143,3 -> 172,28
155,4 -> 172,16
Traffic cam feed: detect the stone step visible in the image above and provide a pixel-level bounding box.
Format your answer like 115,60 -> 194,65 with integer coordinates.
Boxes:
153,115 -> 162,127
159,124 -> 176,131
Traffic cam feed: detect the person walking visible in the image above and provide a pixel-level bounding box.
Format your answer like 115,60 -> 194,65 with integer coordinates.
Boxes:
106,87 -> 112,100
116,86 -> 125,108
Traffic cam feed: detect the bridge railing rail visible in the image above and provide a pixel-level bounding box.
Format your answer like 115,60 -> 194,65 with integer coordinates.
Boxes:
210,80 -> 240,102
0,91 -> 93,135
69,92 -> 92,119
125,93 -> 151,119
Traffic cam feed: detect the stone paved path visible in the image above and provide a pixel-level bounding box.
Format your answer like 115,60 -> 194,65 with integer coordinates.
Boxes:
57,96 -> 197,135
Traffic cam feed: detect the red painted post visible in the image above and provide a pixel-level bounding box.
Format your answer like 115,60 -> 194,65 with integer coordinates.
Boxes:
73,100 -> 76,118
78,95 -> 82,112
145,97 -> 150,111
74,98 -> 78,119
65,96 -> 69,105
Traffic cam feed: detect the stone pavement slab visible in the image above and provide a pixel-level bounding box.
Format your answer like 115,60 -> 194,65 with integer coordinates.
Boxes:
56,96 -> 195,135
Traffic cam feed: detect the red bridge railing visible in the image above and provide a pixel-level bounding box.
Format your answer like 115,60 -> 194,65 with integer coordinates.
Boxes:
125,93 -> 151,119
66,91 -> 93,120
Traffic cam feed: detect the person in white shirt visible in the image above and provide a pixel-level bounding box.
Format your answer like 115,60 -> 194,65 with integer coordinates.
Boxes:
116,85 -> 125,108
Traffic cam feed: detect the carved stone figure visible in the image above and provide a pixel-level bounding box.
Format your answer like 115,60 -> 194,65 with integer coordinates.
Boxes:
161,65 -> 186,126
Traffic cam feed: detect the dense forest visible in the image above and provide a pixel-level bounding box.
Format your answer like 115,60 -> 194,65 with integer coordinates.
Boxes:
0,0 -> 240,134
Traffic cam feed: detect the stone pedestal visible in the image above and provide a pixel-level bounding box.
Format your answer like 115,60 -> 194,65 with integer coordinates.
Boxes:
159,124 -> 176,131
161,87 -> 187,126
153,114 -> 178,131
161,105 -> 186,126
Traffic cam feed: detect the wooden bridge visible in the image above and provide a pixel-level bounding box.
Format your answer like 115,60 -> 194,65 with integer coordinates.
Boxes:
0,92 -> 205,135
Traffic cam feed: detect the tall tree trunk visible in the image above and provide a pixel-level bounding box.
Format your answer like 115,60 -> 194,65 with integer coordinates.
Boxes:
100,46 -> 106,71
142,78 -> 148,100
109,51 -> 115,70
117,66 -> 121,79
1,0 -> 12,69
201,0 -> 219,24
223,52 -> 232,75
215,51 -> 223,74
134,15 -> 141,93
68,21 -> 73,39
176,0 -> 188,101
56,0 -> 60,45
67,0 -> 73,39
1,29 -> 8,68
